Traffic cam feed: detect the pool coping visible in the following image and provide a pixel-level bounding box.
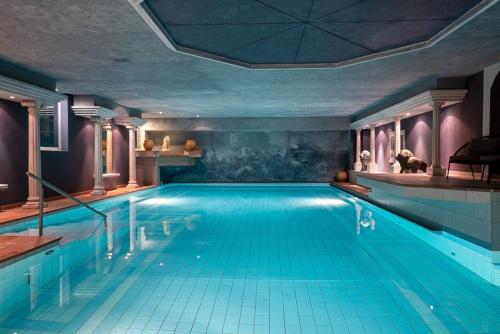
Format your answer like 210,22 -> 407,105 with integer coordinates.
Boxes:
0,185 -> 157,228
0,235 -> 62,265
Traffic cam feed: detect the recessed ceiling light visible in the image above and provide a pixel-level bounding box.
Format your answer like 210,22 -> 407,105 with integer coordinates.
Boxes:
406,112 -> 411,116
55,88 -> 59,92
196,115 -> 200,118
9,96 -> 15,99
159,112 -> 163,114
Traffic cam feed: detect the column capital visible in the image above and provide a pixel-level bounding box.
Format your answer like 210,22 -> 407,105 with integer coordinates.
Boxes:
393,116 -> 401,122
90,116 -> 105,124
21,100 -> 38,109
355,128 -> 361,134
429,101 -> 444,109
103,121 -> 113,130
369,124 -> 377,129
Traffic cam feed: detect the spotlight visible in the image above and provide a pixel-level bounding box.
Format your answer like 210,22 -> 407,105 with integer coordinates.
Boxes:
406,112 -> 410,116
9,96 -> 15,99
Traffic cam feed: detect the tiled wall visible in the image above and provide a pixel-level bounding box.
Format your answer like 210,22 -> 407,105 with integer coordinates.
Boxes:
357,176 -> 499,250
357,176 -> 500,284
0,234 -> 104,316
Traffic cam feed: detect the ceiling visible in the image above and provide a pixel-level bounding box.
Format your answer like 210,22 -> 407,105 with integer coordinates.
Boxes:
144,0 -> 482,66
0,1 -> 499,118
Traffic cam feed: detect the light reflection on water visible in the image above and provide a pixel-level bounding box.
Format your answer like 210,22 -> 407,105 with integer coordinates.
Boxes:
0,184 -> 499,334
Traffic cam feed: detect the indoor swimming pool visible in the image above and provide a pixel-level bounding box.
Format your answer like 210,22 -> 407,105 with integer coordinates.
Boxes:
1,184 -> 500,334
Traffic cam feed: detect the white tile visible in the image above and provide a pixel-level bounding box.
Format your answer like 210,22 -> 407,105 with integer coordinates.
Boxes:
492,202 -> 500,223
492,223 -> 500,250
466,191 -> 491,204
443,189 -> 466,202
404,187 -> 422,199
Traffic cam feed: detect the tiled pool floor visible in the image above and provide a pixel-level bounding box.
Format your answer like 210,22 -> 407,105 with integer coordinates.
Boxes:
1,184 -> 500,333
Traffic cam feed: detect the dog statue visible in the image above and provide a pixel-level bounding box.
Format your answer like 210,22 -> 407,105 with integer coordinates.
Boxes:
396,150 -> 428,173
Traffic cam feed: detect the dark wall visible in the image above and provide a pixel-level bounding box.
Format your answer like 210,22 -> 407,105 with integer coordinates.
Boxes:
375,123 -> 394,172
361,129 -> 370,151
402,112 -> 433,164
144,117 -> 350,183
491,72 -> 500,136
42,96 -> 95,196
1,95 -> 131,204
112,123 -> 129,185
400,72 -> 483,171
0,99 -> 28,205
440,72 -> 484,171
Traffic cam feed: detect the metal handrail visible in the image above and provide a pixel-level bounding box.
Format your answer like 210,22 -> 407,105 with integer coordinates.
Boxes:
26,171 -> 107,236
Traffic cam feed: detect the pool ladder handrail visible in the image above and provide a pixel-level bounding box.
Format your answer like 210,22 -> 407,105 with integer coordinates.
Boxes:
26,171 -> 107,236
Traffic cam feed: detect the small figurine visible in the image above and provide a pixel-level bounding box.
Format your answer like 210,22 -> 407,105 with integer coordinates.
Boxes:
161,135 -> 170,151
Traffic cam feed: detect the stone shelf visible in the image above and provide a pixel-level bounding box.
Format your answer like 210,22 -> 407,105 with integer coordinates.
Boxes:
136,150 -> 202,158
136,150 -> 202,185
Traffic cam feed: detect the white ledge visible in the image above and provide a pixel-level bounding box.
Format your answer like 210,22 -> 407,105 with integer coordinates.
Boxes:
351,89 -> 468,129
0,75 -> 65,105
71,106 -> 118,120
114,117 -> 146,128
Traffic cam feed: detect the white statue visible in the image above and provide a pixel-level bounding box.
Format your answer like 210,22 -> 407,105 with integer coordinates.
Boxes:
161,135 -> 170,151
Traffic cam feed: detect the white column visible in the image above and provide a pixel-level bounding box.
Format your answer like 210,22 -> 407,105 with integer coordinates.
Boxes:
127,126 -> 139,188
354,129 -> 362,171
129,200 -> 136,254
428,102 -> 445,176
104,122 -> 113,174
22,100 -> 46,209
91,117 -> 106,196
369,124 -> 378,173
392,117 -> 402,173
107,215 -> 113,254
355,204 -> 361,235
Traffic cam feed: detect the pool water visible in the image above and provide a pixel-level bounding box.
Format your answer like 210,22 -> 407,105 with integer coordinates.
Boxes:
1,184 -> 500,334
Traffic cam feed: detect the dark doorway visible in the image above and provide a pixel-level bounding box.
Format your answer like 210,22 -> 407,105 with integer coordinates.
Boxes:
491,72 -> 500,136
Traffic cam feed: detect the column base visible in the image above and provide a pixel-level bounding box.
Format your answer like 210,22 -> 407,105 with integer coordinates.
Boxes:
22,197 -> 48,209
368,162 -> 378,173
127,181 -> 139,188
354,162 -> 362,172
391,162 -> 401,174
91,187 -> 106,196
426,166 -> 446,177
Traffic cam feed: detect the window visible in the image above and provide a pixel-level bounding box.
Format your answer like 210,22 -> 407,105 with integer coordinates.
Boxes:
40,98 -> 68,151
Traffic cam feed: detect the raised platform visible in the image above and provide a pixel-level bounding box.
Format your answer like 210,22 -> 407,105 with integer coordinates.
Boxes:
350,171 -> 500,191
0,185 -> 154,227
0,235 -> 61,264
335,175 -> 500,285
347,171 -> 500,252
331,182 -> 370,197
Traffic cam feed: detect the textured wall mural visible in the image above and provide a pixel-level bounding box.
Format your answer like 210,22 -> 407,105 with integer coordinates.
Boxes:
142,117 -> 350,183
155,130 -> 348,183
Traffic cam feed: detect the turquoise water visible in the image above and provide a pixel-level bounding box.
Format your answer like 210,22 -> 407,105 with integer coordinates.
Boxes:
1,184 -> 500,334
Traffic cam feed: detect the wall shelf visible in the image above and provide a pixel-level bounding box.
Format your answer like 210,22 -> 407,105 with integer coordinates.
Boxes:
136,150 -> 202,185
